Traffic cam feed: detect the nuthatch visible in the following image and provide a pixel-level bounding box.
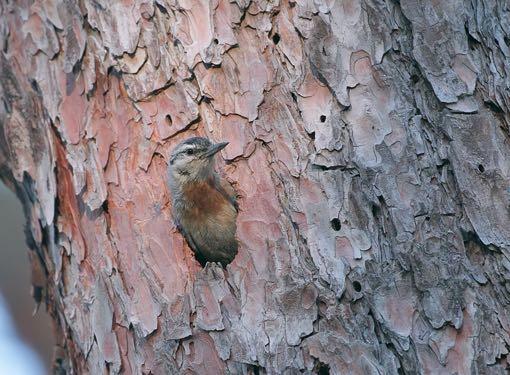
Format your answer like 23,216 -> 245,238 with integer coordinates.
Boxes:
167,137 -> 238,267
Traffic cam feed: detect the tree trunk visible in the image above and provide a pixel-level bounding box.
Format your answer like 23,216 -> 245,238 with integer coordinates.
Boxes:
1,0 -> 510,373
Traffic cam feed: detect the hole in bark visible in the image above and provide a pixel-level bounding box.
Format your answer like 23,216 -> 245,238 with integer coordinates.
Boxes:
248,364 -> 264,375
410,74 -> 419,84
315,361 -> 330,375
330,218 -> 341,231
213,38 -> 219,45
102,200 -> 109,214
371,203 -> 380,218
425,216 -> 430,221
353,281 -> 362,292
55,357 -> 63,367
29,79 -> 40,94
272,33 -> 280,45
320,115 -> 326,123
291,91 -> 297,103
107,66 -> 122,78
467,35 -> 477,50
165,114 -> 173,126
308,131 -> 316,140
72,58 -> 83,75
478,164 -> 485,173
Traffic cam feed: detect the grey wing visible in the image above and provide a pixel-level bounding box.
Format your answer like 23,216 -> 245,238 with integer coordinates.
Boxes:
175,220 -> 207,266
175,219 -> 197,251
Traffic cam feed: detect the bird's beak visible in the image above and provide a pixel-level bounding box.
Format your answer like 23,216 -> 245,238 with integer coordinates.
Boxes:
204,142 -> 228,157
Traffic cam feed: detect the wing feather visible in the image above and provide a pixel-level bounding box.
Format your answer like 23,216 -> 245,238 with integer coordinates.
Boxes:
176,219 -> 208,266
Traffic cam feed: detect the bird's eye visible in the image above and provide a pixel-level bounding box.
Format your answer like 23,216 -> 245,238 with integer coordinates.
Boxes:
186,149 -> 194,155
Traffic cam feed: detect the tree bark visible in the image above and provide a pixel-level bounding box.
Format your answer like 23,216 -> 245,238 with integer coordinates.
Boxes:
1,0 -> 510,373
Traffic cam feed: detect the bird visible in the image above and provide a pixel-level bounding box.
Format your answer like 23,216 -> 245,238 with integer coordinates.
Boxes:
167,137 -> 238,267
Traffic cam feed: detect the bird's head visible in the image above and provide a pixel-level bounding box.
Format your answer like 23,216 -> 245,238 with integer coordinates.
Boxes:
168,137 -> 228,186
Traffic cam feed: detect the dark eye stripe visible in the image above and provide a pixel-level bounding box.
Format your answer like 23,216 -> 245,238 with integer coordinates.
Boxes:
179,146 -> 195,155
179,145 -> 206,156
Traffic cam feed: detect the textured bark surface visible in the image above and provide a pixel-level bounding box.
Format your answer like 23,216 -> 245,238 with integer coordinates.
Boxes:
1,0 -> 510,373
